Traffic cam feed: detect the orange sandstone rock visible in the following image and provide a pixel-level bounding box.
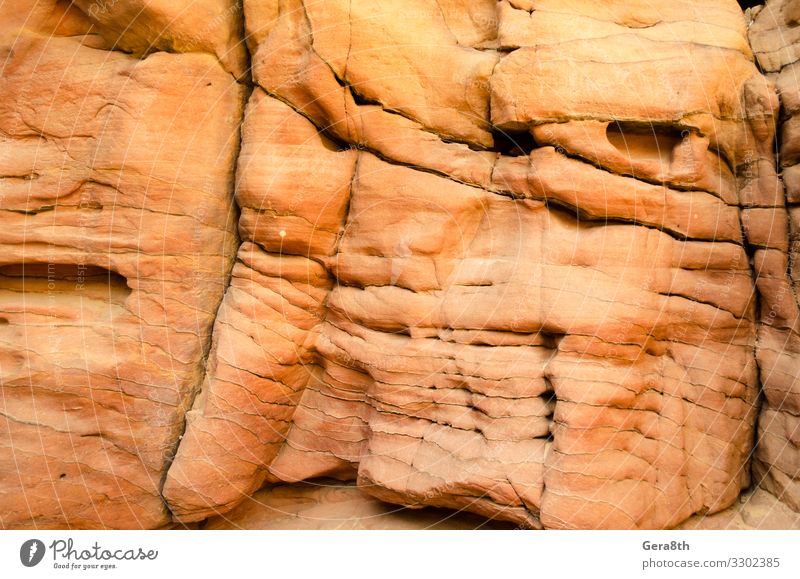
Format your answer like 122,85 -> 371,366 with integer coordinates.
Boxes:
163,0 -> 782,530
2,0 -> 799,531
749,0 -> 800,515
0,0 -> 243,528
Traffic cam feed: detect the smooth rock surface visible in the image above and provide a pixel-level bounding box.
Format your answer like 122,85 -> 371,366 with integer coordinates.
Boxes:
202,483 -> 800,530
678,488 -> 800,530
202,480 -> 516,530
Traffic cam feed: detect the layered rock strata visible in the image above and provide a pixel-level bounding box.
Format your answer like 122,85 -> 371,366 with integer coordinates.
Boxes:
748,0 -> 800,514
164,0 -> 781,529
0,0 -> 243,528
1,0 -> 797,530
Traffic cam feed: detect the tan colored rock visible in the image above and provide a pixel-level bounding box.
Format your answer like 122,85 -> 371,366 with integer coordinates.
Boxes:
750,0 -> 800,72
497,0 -> 750,54
162,91 -> 356,520
678,488 -> 800,530
300,0 -> 499,147
3,0 -> 799,532
492,147 -> 743,242
164,0 -> 780,530
70,0 -> 248,79
316,155 -> 758,529
203,481 -> 515,530
749,0 -> 800,516
530,121 -> 738,205
203,483 -> 800,530
0,1 -> 243,528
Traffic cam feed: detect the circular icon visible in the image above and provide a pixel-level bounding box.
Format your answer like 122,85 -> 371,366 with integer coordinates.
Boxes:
20,539 -> 45,567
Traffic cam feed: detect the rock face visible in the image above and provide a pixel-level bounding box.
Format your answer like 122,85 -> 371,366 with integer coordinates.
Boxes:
165,0 -> 779,530
749,0 -> 800,515
0,1 -> 243,528
1,0 -> 798,530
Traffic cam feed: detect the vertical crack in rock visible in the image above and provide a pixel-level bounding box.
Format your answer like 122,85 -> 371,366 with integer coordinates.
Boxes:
160,80 -> 359,520
157,1 -> 254,521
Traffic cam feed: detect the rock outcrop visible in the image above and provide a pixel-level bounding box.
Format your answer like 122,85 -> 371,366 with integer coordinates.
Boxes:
748,0 -> 800,514
0,0 -> 243,528
1,0 -> 798,530
165,0 -> 781,529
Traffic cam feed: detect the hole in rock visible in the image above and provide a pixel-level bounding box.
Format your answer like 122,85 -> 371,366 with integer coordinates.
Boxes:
491,128 -> 535,156
0,263 -> 131,306
606,122 -> 684,164
737,1 -> 762,8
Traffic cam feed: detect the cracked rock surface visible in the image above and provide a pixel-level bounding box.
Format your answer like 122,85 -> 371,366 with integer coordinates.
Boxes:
748,0 -> 800,515
0,0 -> 243,529
1,0 -> 799,529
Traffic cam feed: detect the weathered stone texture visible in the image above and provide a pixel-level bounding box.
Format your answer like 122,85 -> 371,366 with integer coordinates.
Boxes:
2,0 -> 799,530
163,0 -> 784,529
749,0 -> 800,514
0,0 -> 243,528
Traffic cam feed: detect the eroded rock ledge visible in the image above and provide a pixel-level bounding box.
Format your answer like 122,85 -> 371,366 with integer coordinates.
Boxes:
0,0 -> 798,530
